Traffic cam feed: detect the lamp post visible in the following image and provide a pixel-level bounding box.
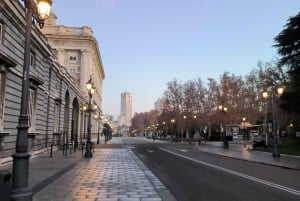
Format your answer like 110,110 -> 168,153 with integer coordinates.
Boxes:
219,105 -> 228,148
84,76 -> 95,158
242,117 -> 246,128
81,104 -> 87,139
10,1 -> 52,200
242,117 -> 246,140
183,114 -> 196,144
96,114 -> 102,144
162,121 -> 166,140
170,119 -> 175,140
183,115 -> 187,142
263,86 -> 284,158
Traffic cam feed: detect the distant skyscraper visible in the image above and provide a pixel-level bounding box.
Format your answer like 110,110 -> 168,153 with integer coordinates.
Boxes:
118,91 -> 132,127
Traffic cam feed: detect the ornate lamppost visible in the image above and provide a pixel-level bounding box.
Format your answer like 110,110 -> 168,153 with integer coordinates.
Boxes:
218,105 -> 228,148
10,1 -> 52,200
84,76 -> 95,158
262,86 -> 284,157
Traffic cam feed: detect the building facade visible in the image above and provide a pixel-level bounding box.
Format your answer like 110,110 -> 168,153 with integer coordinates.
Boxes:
41,13 -> 105,135
0,0 -> 102,163
118,92 -> 132,127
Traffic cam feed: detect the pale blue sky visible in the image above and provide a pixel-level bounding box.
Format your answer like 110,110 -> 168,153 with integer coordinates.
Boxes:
52,0 -> 299,120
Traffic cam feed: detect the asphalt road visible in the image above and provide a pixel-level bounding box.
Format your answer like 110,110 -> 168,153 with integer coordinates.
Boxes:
132,144 -> 300,201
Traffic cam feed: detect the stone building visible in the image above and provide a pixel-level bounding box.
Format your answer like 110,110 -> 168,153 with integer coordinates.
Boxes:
41,12 -> 105,136
0,0 -> 99,164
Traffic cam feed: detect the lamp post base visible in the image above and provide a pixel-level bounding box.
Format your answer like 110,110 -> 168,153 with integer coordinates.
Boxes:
84,152 -> 93,158
272,140 -> 280,158
84,142 -> 93,158
10,152 -> 32,201
97,134 -> 100,144
10,191 -> 32,201
10,189 -> 32,201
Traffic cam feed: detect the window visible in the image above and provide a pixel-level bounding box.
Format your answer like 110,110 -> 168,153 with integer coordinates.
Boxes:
68,52 -> 78,63
53,101 -> 60,133
0,64 -> 5,131
30,52 -> 36,69
28,88 -> 37,132
69,56 -> 77,62
68,67 -> 77,73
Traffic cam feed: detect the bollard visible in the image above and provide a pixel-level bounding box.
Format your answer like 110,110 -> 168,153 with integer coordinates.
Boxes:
69,143 -> 72,155
50,144 -> 53,158
81,143 -> 84,156
74,141 -> 76,152
0,170 -> 11,201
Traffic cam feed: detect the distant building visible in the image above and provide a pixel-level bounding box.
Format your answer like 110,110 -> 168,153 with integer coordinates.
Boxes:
118,92 -> 132,127
104,114 -> 114,122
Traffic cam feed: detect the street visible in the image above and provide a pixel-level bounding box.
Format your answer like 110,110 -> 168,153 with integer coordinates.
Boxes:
2,136 -> 299,201
125,138 -> 300,201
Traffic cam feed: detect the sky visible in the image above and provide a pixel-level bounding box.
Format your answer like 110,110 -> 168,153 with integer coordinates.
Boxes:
52,0 -> 300,120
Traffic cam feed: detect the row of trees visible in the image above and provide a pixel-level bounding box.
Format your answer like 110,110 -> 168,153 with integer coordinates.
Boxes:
131,12 -> 300,138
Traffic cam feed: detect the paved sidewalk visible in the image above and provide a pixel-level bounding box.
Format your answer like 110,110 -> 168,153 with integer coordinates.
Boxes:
0,145 -> 176,201
191,141 -> 300,170
0,148 -> 84,194
33,148 -> 175,201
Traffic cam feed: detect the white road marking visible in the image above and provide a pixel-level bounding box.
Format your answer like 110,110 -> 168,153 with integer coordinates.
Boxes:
159,147 -> 300,197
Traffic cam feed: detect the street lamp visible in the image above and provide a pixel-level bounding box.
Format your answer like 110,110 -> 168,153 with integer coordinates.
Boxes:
183,114 -> 196,144
189,115 -> 197,144
84,76 -> 95,158
95,114 -> 102,144
10,1 -> 52,200
170,119 -> 175,140
263,86 -> 284,157
242,117 -> 246,126
242,117 -> 246,140
81,104 -> 87,139
219,105 -> 228,148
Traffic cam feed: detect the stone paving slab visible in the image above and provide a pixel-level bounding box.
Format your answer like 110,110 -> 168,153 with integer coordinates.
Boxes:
33,148 -> 176,201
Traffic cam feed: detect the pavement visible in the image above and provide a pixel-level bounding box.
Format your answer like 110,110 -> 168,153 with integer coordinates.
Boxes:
0,137 -> 299,201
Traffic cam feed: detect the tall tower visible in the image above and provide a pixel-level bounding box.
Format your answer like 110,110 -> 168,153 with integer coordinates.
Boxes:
119,92 -> 132,127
